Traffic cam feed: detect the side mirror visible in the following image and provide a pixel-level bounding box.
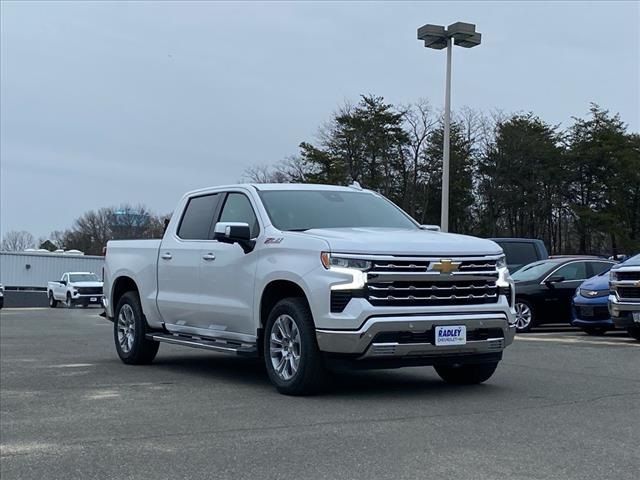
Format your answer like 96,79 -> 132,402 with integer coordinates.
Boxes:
60,280 -> 67,286
420,224 -> 441,232
545,275 -> 565,286
213,222 -> 255,253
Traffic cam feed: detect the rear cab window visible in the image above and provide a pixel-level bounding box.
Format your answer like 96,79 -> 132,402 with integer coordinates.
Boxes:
177,194 -> 221,240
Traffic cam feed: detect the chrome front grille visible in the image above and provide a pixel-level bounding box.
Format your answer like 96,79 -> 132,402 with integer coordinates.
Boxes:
370,258 -> 497,274
363,255 -> 501,307
616,271 -> 640,282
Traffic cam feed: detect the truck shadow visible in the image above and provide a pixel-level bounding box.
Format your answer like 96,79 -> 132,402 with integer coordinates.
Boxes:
151,353 -> 505,398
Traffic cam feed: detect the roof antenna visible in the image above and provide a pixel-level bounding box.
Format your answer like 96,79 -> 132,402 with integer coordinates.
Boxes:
349,180 -> 362,190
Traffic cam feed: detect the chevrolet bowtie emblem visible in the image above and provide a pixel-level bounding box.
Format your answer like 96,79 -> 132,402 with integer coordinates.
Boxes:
587,291 -> 598,297
430,259 -> 461,274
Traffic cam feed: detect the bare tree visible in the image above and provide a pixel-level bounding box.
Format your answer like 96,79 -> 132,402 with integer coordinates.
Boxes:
402,99 -> 437,216
1,230 -> 35,251
242,164 -> 280,183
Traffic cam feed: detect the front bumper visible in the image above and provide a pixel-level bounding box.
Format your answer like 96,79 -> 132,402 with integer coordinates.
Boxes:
571,301 -> 613,328
316,312 -> 515,359
608,295 -> 640,328
71,294 -> 103,305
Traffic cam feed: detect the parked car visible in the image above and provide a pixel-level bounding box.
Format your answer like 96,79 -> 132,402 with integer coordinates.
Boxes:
103,183 -> 517,395
571,268 -> 615,335
511,257 -> 615,332
608,254 -> 640,341
48,272 -> 104,308
489,238 -> 548,273
0,283 -> 4,309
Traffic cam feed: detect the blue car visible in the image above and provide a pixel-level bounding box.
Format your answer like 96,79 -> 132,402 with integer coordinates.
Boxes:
572,269 -> 615,335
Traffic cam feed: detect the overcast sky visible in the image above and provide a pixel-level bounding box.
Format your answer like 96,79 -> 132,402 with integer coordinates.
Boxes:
1,1 -> 638,240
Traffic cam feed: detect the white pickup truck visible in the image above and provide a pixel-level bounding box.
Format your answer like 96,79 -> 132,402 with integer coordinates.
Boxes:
609,253 -> 640,341
104,184 -> 516,395
48,272 -> 104,308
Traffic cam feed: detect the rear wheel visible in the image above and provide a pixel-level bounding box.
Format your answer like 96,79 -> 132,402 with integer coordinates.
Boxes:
48,292 -> 58,308
114,291 -> 159,364
514,299 -> 535,333
628,326 -> 640,341
263,297 -> 327,395
434,362 -> 499,385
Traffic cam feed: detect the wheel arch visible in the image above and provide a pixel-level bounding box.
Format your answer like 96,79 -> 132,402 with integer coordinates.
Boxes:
111,276 -> 140,314
259,280 -> 311,330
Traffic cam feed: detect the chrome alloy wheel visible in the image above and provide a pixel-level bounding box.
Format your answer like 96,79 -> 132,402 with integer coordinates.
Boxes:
270,314 -> 301,381
117,304 -> 136,353
515,302 -> 532,331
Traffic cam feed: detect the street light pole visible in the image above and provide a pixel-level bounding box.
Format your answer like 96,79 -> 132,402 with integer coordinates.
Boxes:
442,37 -> 452,233
417,22 -> 481,233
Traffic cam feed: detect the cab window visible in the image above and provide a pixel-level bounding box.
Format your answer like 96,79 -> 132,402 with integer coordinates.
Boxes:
177,194 -> 221,240
553,262 -> 587,281
218,193 -> 260,238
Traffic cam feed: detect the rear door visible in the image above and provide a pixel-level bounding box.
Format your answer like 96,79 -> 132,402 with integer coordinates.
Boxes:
198,191 -> 261,337
157,193 -> 222,327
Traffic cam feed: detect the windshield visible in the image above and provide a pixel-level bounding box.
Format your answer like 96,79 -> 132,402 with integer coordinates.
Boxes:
259,190 -> 418,231
511,261 -> 554,281
69,274 -> 99,283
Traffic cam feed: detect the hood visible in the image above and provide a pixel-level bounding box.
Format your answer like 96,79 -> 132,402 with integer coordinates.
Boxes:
70,281 -> 103,288
613,253 -> 640,268
579,274 -> 609,291
302,228 -> 502,256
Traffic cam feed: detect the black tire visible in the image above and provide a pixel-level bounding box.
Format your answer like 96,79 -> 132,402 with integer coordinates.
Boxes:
48,292 -> 58,308
514,298 -> 536,333
627,326 -> 640,341
65,293 -> 73,308
263,297 -> 327,396
82,304 -> 89,308
434,362 -> 499,385
113,291 -> 159,365
583,327 -> 607,336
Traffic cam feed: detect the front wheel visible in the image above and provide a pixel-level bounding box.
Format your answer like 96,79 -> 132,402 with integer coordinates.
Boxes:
583,327 -> 607,336
434,362 -> 499,385
65,293 -> 73,308
628,326 -> 640,341
514,299 -> 535,333
48,292 -> 58,308
264,297 -> 327,395
114,292 -> 159,364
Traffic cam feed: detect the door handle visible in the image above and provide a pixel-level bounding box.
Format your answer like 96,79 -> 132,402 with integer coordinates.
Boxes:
161,252 -> 172,260
202,253 -> 216,261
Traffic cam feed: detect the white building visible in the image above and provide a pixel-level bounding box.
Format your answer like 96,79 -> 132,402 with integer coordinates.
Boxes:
0,251 -> 105,290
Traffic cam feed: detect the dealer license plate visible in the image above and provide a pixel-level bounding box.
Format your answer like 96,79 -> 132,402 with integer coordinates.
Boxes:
435,325 -> 467,346
633,312 -> 640,322
90,297 -> 97,302
581,306 -> 594,317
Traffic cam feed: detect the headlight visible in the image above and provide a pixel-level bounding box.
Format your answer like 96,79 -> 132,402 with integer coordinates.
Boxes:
496,256 -> 507,270
609,270 -> 617,282
321,253 -> 371,271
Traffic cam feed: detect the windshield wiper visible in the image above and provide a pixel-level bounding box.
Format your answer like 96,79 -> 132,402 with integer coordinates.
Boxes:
287,228 -> 309,232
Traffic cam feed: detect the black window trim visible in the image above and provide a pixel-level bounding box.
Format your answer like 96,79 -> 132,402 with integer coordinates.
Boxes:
176,193 -> 222,241
211,191 -> 261,240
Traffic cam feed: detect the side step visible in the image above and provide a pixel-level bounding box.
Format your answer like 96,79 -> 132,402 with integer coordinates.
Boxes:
146,333 -> 258,357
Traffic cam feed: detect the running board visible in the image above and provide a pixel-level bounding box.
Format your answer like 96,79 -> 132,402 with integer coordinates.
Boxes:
146,333 -> 258,357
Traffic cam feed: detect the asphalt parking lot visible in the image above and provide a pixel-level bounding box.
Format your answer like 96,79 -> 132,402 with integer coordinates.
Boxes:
1,308 -> 638,480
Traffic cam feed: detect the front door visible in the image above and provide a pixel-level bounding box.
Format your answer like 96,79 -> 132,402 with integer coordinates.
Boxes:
545,261 -> 588,321
199,191 -> 261,337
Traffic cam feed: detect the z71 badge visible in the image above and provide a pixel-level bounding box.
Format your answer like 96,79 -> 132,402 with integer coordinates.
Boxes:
264,237 -> 284,244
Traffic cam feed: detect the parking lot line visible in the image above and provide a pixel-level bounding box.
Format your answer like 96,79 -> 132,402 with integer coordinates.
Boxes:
515,336 -> 639,347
